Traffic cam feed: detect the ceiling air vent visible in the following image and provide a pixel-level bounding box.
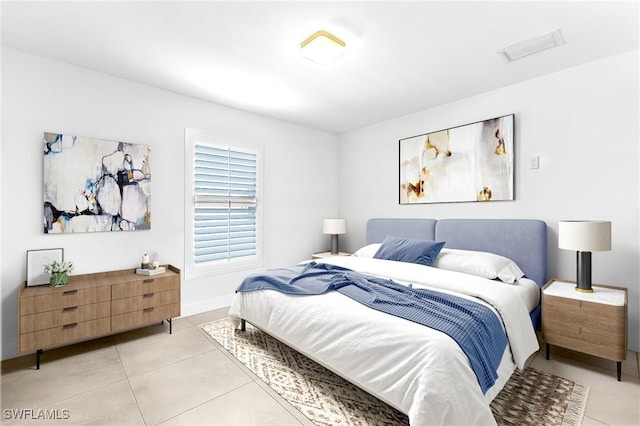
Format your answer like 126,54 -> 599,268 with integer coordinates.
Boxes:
498,29 -> 565,63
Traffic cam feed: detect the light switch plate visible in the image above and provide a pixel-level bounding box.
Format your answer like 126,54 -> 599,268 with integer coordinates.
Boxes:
529,156 -> 540,169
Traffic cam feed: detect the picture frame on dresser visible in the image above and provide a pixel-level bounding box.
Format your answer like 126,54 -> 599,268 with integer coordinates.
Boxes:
26,248 -> 63,287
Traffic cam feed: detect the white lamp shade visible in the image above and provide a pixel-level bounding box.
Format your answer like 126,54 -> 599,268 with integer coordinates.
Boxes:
559,221 -> 611,251
323,218 -> 347,235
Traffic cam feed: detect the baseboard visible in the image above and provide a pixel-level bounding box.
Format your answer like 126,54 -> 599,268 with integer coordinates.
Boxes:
180,294 -> 235,318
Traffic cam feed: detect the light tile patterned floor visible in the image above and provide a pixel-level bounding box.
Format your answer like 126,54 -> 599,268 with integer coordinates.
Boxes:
1,307 -> 638,425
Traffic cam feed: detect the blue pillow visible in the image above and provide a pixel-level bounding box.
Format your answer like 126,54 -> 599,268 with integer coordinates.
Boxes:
373,236 -> 445,267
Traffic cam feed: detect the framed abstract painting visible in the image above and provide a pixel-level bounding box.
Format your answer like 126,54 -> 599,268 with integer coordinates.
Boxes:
399,114 -> 514,204
43,132 -> 151,233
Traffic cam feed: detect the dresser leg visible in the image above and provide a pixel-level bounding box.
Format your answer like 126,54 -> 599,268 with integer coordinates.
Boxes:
36,349 -> 43,370
167,318 -> 173,334
545,343 -> 550,360
617,361 -> 621,381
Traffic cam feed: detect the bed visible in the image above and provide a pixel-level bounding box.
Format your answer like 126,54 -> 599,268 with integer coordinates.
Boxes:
229,218 -> 547,425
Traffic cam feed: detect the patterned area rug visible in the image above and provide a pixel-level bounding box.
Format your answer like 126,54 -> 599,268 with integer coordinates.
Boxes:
201,319 -> 589,426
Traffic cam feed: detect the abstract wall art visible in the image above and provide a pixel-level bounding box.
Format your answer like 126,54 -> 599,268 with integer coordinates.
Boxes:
43,132 -> 151,233
399,114 -> 514,204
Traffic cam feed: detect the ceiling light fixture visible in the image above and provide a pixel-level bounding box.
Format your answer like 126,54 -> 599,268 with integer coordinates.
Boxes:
498,29 -> 565,63
300,30 -> 346,65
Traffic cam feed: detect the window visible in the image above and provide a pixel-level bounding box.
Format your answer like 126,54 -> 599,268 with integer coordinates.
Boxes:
184,129 -> 263,279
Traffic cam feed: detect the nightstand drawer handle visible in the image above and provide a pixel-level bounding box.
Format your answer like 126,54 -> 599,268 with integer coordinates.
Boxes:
62,290 -> 78,295
143,292 -> 154,298
62,306 -> 78,312
143,279 -> 154,284
143,307 -> 155,312
63,323 -> 78,329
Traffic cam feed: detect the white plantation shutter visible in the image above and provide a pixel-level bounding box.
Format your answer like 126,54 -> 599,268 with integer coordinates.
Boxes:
185,129 -> 262,278
193,145 -> 257,263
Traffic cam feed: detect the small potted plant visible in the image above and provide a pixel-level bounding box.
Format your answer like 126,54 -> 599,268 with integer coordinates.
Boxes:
44,260 -> 74,287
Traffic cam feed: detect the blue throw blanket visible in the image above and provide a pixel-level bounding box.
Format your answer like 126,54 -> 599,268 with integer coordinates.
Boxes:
237,262 -> 508,394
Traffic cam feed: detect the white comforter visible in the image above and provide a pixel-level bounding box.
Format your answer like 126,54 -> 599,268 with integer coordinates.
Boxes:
229,256 -> 539,425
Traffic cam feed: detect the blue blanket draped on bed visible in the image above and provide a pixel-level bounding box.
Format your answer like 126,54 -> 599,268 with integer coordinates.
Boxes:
237,262 -> 508,394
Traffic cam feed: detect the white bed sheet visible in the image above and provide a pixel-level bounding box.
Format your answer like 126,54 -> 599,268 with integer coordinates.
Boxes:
503,277 -> 540,312
229,256 -> 539,425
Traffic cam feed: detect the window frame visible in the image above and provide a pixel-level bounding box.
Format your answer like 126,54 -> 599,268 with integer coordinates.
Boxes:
184,128 -> 263,279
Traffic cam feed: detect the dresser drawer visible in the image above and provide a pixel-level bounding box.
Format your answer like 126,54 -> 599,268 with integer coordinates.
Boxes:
20,287 -> 111,315
19,317 -> 111,353
111,275 -> 179,300
20,301 -> 111,334
111,303 -> 180,332
111,289 -> 180,315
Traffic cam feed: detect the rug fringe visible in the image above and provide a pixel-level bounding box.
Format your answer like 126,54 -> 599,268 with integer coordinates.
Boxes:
562,383 -> 590,426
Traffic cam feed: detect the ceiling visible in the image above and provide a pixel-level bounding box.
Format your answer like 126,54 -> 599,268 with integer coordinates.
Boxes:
1,1 -> 638,134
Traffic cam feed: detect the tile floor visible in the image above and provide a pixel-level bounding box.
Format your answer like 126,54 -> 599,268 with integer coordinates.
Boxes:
1,308 -> 639,425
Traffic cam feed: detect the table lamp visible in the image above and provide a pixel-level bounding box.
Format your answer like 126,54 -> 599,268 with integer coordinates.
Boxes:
323,218 -> 347,255
558,220 -> 611,293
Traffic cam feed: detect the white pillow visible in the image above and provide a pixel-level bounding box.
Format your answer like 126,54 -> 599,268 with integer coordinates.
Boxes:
351,243 -> 382,258
433,248 -> 525,284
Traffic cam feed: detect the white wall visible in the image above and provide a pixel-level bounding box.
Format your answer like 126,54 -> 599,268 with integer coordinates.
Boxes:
1,48 -> 339,359
338,50 -> 640,351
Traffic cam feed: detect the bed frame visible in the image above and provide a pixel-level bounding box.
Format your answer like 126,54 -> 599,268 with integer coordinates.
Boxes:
366,218 -> 548,328
235,217 -> 547,422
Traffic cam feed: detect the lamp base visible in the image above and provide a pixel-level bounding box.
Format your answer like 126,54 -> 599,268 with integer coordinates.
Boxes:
330,234 -> 339,255
574,251 -> 593,293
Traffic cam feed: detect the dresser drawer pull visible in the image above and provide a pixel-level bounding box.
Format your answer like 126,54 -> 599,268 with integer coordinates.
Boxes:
143,307 -> 155,312
62,290 -> 78,295
143,279 -> 154,284
63,323 -> 78,329
143,292 -> 154,298
62,306 -> 78,312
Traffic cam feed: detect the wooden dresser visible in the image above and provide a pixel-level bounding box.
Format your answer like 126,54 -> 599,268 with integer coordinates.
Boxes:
18,265 -> 180,368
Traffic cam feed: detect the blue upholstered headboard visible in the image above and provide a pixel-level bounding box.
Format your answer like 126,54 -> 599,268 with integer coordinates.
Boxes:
365,218 -> 548,329
366,218 -> 436,245
366,218 -> 547,287
436,219 -> 547,288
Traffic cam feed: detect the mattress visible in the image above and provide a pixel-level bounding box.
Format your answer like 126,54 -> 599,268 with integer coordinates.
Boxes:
506,277 -> 540,312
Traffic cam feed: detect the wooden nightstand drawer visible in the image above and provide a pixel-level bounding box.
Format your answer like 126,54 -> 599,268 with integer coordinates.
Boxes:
111,275 -> 179,300
19,317 -> 111,353
20,301 -> 111,334
20,286 -> 111,315
544,319 -> 626,360
111,289 -> 180,315
111,303 -> 180,332
544,294 -> 626,325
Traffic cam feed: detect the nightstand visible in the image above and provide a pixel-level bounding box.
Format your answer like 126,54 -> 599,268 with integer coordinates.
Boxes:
542,278 -> 628,381
312,252 -> 351,259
